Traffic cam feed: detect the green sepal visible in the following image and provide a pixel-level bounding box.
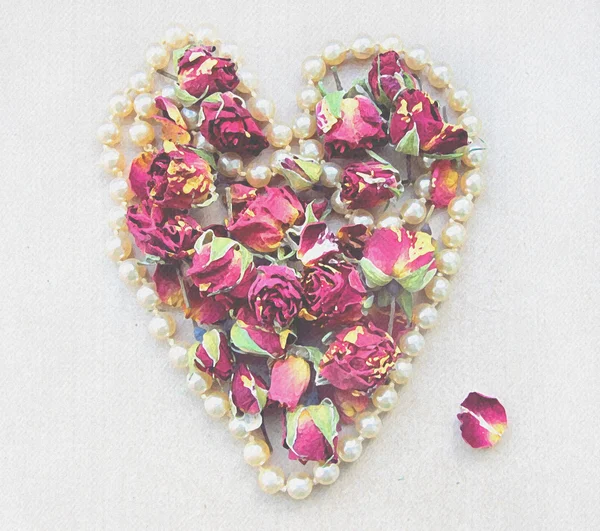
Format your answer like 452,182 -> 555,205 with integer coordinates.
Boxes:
360,257 -> 393,288
189,147 -> 217,170
172,46 -> 190,66
402,72 -> 416,90
397,261 -> 437,293
229,322 -> 272,357
397,288 -> 414,323
280,157 -> 322,192
323,90 -> 345,118
424,150 -> 465,160
395,124 -> 420,156
174,85 -> 201,107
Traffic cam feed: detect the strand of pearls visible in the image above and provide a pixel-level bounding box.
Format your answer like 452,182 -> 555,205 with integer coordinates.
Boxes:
101,25 -> 485,499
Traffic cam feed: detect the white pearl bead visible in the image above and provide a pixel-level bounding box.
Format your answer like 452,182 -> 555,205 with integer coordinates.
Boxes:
246,163 -> 272,188
461,170 -> 484,197
301,56 -> 327,82
236,69 -> 258,94
269,149 -> 290,173
322,40 -> 347,66
448,196 -> 474,222
148,313 -> 176,340
425,275 -> 451,302
350,35 -> 377,60
129,120 -> 155,146
413,303 -> 438,329
286,473 -> 313,500
400,199 -> 427,224
349,209 -> 375,229
97,122 -> 121,146
266,124 -> 293,148
203,391 -> 230,418
372,384 -> 398,411
320,162 -> 342,188
437,249 -> 461,275
462,144 -> 487,168
217,152 -> 243,179
107,205 -> 127,230
181,107 -> 199,129
145,43 -> 170,70
228,416 -> 251,440
100,148 -> 125,174
109,177 -> 133,203
338,436 -> 363,462
405,46 -> 430,70
194,24 -> 218,45
187,371 -> 213,395
243,439 -> 270,467
105,234 -> 132,262
400,329 -> 425,357
108,93 -> 133,118
297,85 -> 322,111
428,63 -> 452,89
133,93 -> 157,118
414,174 -> 432,199
118,258 -> 145,286
258,466 -> 285,494
299,139 -> 324,160
136,283 -> 160,310
247,97 -> 275,122
160,85 -> 180,105
355,412 -> 382,439
292,114 -> 317,140
379,35 -> 403,53
390,359 -> 413,385
164,24 -> 189,49
194,133 -> 217,153
168,343 -> 189,369
129,71 -> 153,93
449,87 -> 472,113
313,463 -> 340,485
458,113 -> 482,138
442,221 -> 467,248
331,190 -> 349,215
219,43 -> 242,63
376,215 -> 403,229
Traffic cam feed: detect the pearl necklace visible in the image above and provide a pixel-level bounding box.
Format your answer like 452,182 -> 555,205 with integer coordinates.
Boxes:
99,23 -> 486,500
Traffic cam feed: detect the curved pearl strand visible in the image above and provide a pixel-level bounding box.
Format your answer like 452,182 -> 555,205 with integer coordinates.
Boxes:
100,25 -> 486,499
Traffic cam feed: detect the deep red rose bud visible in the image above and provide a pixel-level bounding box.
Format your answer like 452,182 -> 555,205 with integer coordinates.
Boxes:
340,160 -> 399,209
430,160 -> 459,208
192,328 -> 234,380
300,260 -> 366,327
367,51 -> 417,106
199,92 -> 268,156
248,265 -> 303,328
231,364 -> 269,414
177,45 -> 239,98
319,322 -> 400,393
129,144 -> 215,210
337,223 -> 372,260
126,203 -> 202,261
183,287 -> 232,325
152,264 -> 183,306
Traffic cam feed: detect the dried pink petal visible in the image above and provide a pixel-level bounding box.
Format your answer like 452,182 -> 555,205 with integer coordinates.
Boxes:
457,392 -> 508,449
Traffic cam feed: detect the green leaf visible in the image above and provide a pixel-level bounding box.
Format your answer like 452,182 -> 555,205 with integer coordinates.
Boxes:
174,85 -> 200,107
397,288 -> 414,323
208,237 -> 237,263
395,124 -> 420,156
424,151 -> 465,160
201,329 -> 222,365
397,261 -> 437,293
187,343 -> 200,373
189,147 -> 217,170
172,46 -> 190,66
323,90 -> 345,119
360,257 -> 393,288
402,72 -> 416,90
304,346 -> 324,367
229,322 -> 272,357
308,399 -> 340,456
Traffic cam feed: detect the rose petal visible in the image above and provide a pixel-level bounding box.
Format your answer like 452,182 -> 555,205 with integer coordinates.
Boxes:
269,356 -> 311,409
457,392 -> 508,449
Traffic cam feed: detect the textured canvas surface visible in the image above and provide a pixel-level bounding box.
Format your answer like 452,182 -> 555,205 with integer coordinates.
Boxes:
1,0 -> 599,529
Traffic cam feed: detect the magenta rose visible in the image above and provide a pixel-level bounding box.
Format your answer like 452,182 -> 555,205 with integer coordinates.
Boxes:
300,260 -> 366,327
199,92 -> 268,156
316,94 -> 387,158
129,145 -> 215,210
340,160 -> 399,209
368,51 -> 417,106
126,203 -> 202,261
319,322 -> 400,393
177,45 -> 239,98
248,265 -> 303,328
192,329 -> 234,380
231,364 -> 269,414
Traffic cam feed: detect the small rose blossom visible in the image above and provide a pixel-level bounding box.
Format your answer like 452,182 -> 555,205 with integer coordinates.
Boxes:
192,328 -> 234,380
248,265 -> 303,328
269,356 -> 311,409
126,203 -> 202,261
227,185 -> 304,253
199,92 -> 268,156
368,51 -> 417,106
153,96 -> 191,144
340,160 -> 399,209
297,222 -> 339,267
153,264 -> 183,306
129,143 -> 215,210
177,45 -> 239,98
316,94 -> 387,158
319,322 -> 400,393
430,160 -> 459,208
231,363 -> 269,414
283,399 -> 340,464
337,223 -> 372,260
183,287 -> 232,325
458,392 -> 508,449
300,260 -> 366,327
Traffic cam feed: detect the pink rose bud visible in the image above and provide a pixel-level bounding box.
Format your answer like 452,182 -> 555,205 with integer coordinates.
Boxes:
152,264 -> 183,306
367,51 -> 417,106
177,45 -> 239,98
340,160 -> 400,209
269,356 -> 311,409
191,328 -> 234,380
430,160 -> 459,208
231,363 -> 269,414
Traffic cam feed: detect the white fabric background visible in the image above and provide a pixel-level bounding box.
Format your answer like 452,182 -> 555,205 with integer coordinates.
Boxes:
1,1 -> 599,529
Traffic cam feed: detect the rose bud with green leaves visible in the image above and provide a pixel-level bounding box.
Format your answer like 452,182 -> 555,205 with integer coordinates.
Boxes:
367,51 -> 417,107
190,328 -> 235,381
339,159 -> 400,210
269,356 -> 311,409
230,363 -> 269,415
429,159 -> 459,208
